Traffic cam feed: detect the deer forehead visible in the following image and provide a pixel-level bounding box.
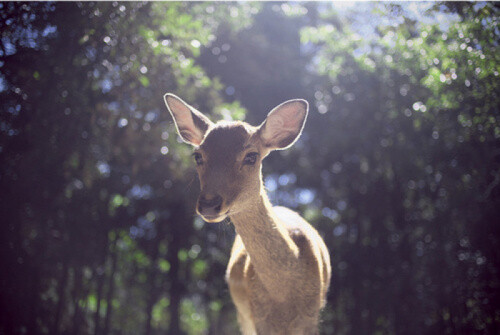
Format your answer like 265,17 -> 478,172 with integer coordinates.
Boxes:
199,121 -> 258,161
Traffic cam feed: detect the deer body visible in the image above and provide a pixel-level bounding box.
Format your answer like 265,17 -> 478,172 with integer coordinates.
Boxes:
164,94 -> 331,335
228,204 -> 331,335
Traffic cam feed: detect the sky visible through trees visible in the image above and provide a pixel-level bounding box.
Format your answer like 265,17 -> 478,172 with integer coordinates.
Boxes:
1,2 -> 499,334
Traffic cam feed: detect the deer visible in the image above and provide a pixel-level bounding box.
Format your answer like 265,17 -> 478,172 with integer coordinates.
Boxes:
164,93 -> 331,335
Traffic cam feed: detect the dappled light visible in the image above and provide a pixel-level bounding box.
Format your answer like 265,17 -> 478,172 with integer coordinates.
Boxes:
0,2 -> 499,335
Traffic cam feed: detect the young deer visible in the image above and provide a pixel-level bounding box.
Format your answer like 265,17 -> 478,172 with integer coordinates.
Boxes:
164,93 -> 331,335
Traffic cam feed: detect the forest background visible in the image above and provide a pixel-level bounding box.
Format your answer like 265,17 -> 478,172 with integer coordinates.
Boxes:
1,2 -> 499,334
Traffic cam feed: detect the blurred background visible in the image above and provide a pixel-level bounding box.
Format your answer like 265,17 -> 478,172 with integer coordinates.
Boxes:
1,2 -> 499,334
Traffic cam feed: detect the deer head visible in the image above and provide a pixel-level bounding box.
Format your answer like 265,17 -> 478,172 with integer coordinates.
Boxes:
164,93 -> 308,223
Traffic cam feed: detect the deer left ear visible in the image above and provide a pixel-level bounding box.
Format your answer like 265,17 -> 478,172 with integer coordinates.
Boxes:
258,99 -> 308,150
164,93 -> 213,146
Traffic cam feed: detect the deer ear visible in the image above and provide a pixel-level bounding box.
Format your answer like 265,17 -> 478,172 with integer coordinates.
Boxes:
164,93 -> 213,146
258,99 -> 308,150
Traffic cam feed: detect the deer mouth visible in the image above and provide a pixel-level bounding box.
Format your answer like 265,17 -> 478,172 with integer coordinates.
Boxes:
200,212 -> 228,223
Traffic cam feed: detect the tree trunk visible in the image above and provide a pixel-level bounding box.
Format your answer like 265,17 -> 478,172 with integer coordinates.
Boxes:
72,267 -> 84,335
103,238 -> 119,335
93,238 -> 109,335
28,267 -> 40,335
144,237 -> 161,335
167,215 -> 185,335
392,173 -> 414,334
52,259 -> 69,335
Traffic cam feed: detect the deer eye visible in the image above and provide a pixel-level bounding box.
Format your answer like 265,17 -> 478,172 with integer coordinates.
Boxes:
243,152 -> 259,165
193,152 -> 203,166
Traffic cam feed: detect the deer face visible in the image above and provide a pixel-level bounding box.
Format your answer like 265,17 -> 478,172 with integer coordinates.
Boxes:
192,123 -> 262,221
164,94 -> 308,223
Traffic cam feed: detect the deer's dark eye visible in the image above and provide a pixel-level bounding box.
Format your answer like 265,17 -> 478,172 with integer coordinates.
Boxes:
193,152 -> 203,165
243,152 -> 259,165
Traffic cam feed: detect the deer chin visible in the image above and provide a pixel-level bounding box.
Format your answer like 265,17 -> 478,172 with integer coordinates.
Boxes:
200,212 -> 228,223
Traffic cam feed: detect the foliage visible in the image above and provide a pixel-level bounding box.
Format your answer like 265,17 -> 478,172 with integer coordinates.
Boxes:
0,2 -> 499,334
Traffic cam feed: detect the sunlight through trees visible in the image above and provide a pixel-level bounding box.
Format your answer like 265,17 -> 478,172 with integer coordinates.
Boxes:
1,2 -> 499,334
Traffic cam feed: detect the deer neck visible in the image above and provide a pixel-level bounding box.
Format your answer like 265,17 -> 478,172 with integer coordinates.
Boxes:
229,186 -> 299,296
229,189 -> 274,228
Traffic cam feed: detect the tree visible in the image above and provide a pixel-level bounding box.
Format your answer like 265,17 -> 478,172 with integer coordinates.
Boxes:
299,2 -> 500,333
0,2 -> 253,334
1,2 -> 498,334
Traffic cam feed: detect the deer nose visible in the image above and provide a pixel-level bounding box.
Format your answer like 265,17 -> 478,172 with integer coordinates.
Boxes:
198,193 -> 223,214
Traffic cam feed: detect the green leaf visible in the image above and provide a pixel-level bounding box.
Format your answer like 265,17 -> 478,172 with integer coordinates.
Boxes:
139,75 -> 150,87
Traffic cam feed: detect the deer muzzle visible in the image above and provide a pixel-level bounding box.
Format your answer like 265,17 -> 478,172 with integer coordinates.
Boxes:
197,193 -> 224,222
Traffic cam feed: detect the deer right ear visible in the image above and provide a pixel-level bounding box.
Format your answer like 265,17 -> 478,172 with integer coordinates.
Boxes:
258,99 -> 308,150
164,93 -> 213,146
